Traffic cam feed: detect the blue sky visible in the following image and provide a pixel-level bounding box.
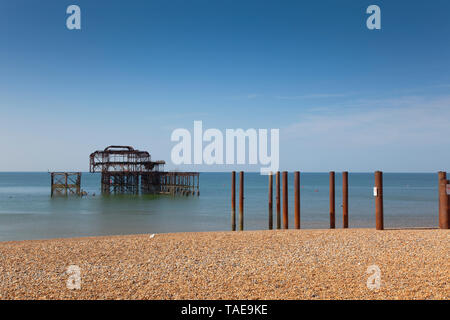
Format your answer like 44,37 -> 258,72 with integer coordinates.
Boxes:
0,0 -> 449,172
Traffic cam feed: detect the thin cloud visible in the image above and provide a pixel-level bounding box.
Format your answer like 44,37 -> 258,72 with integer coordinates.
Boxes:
275,93 -> 351,100
225,93 -> 263,100
283,95 -> 450,148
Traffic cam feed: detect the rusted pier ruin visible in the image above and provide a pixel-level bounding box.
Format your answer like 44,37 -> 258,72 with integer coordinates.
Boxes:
50,172 -> 81,197
158,172 -> 199,196
89,145 -> 199,195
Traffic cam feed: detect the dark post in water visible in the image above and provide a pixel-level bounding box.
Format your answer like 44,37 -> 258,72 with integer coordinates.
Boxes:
231,171 -> 236,231
268,172 -> 273,230
375,171 -> 384,230
282,171 -> 288,229
239,171 -> 244,231
343,171 -> 348,228
438,171 -> 449,229
276,171 -> 281,229
329,171 -> 335,229
294,171 -> 300,229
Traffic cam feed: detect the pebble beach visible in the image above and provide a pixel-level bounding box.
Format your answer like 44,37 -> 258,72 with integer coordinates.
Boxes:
0,229 -> 448,300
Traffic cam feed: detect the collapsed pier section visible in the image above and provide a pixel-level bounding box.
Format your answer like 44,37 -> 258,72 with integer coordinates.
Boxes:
50,172 -> 81,197
89,145 -> 199,195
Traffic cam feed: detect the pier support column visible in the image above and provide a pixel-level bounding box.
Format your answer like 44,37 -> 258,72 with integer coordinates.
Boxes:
231,171 -> 236,231
282,171 -> 288,229
51,173 -> 54,197
65,173 -> 68,196
329,171 -> 335,229
294,171 -> 300,229
375,171 -> 384,230
239,171 -> 244,231
343,171 -> 348,228
438,172 -> 449,229
268,172 -> 273,230
276,171 -> 281,229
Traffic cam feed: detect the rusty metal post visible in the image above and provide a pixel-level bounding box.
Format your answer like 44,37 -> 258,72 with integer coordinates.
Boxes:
444,174 -> 449,230
197,174 -> 200,196
294,171 -> 300,229
65,173 -> 68,196
77,173 -> 81,196
268,172 -> 273,230
282,171 -> 288,229
438,172 -> 449,229
329,171 -> 335,229
50,173 -> 54,197
375,171 -> 384,230
239,171 -> 244,231
276,171 -> 281,229
231,171 -> 236,231
343,171 -> 348,228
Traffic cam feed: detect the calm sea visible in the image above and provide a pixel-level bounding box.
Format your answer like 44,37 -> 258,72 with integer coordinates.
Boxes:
0,172 -> 439,241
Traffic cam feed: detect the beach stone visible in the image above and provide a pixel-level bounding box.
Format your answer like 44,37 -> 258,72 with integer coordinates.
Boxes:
0,229 -> 448,299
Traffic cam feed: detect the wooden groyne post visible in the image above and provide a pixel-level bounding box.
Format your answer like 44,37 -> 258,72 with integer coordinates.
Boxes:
343,171 -> 348,228
268,172 -> 273,230
282,171 -> 288,229
231,171 -> 236,231
438,171 -> 449,229
374,171 -> 384,230
329,171 -> 335,229
239,171 -> 244,231
294,171 -> 300,229
276,171 -> 281,229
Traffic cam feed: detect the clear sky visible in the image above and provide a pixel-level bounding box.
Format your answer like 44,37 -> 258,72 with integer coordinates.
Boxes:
0,0 -> 449,172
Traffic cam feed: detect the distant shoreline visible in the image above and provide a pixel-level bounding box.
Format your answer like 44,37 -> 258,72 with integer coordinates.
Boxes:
0,226 -> 440,244
0,229 -> 448,300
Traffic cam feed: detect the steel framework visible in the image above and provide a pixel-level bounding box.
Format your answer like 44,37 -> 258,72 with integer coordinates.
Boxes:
50,172 -> 81,197
89,145 -> 199,195
90,145 -> 165,173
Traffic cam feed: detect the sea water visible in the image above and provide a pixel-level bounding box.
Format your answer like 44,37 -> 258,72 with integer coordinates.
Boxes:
0,172 -> 438,241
